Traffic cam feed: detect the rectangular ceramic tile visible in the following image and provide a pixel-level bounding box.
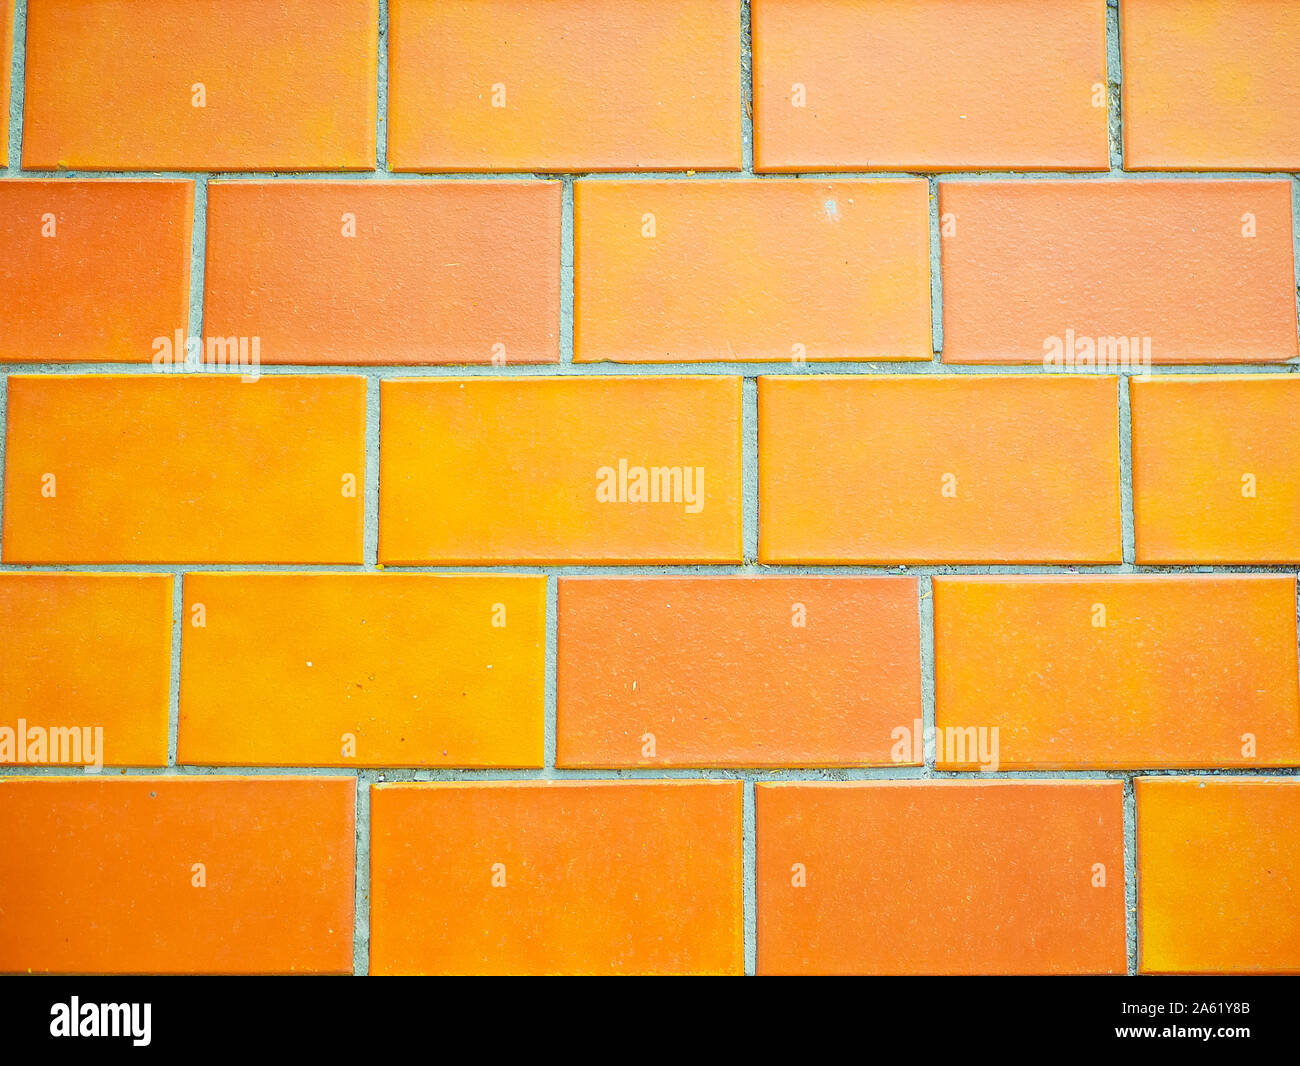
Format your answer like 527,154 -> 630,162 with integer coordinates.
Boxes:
1122,0 -> 1300,170
757,376 -> 1122,564
1137,778 -> 1300,973
934,576 -> 1300,770
387,0 -> 742,171
204,181 -> 562,365
574,180 -> 931,362
1131,376 -> 1300,564
370,781 -> 744,974
379,377 -> 743,564
2,375 -> 365,564
557,576 -> 921,767
22,0 -> 377,170
940,180 -> 1298,364
751,0 -> 1109,171
0,574 -> 173,768
179,574 -> 546,767
756,781 -> 1127,974
0,777 -> 355,974
0,0 -> 11,168
0,180 -> 193,363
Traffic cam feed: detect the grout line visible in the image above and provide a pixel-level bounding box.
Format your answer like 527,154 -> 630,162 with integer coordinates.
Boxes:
363,376 -> 381,566
543,573 -> 557,774
186,176 -> 208,345
742,377 -> 759,564
560,177 -> 574,364
166,574 -> 182,765
742,778 -> 756,975
1124,776 -> 1139,975
376,0 -> 389,173
918,575 -> 936,772
928,175 -> 943,358
353,772 -> 372,976
1106,0 -> 1124,172
1118,375 -> 1137,567
5,0 -> 24,173
740,0 -> 753,174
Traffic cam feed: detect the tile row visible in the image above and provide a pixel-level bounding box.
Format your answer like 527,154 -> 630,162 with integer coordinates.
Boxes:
2,571 -> 1296,769
3,374 -> 1299,564
9,1 -> 1300,171
1,776 -> 1296,974
1,178 -> 1297,365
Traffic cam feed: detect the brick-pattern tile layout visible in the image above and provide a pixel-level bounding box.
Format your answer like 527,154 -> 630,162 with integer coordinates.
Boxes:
939,180 -> 1298,365
205,181 -> 562,365
22,0 -> 378,171
0,180 -> 194,363
934,576 -> 1300,770
379,377 -> 743,564
1131,376 -> 1300,564
370,781 -> 744,975
752,0 -> 1109,171
2,375 -> 366,564
1137,778 -> 1300,974
557,577 -> 921,768
575,180 -> 931,362
179,574 -> 546,768
756,781 -> 1127,975
387,0 -> 742,172
0,778 -> 355,974
4,0 -> 1300,979
0,574 -> 173,768
1122,0 -> 1300,170
758,376 -> 1122,564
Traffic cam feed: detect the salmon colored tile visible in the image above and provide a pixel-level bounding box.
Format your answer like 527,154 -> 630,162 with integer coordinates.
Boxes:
379,377 -> 743,564
1131,376 -> 1300,564
22,0 -> 377,170
757,376 -> 1122,564
2,375 -> 365,564
179,574 -> 546,768
0,181 -> 193,363
370,780 -> 743,974
557,576 -> 921,767
0,777 -> 355,974
940,180 -> 1298,365
387,0 -> 742,172
1122,0 -> 1300,170
0,0 -> 10,168
574,180 -> 931,363
0,574 -> 172,768
205,181 -> 562,366
934,576 -> 1300,770
752,0 -> 1109,171
1138,778 -> 1300,973
756,781 -> 1126,975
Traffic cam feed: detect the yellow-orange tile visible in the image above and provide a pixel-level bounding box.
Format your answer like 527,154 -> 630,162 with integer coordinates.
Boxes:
179,574 -> 546,768
205,181 -> 561,365
0,0 -> 11,168
388,0 -> 742,171
1132,376 -> 1300,564
758,376 -> 1122,564
22,0 -> 377,170
1138,778 -> 1300,973
934,576 -> 1300,770
0,777 -> 355,974
940,180 -> 1298,364
756,781 -> 1126,974
1122,0 -> 1300,170
0,180 -> 193,363
2,375 -> 365,564
575,180 -> 931,362
557,576 -> 921,767
370,781 -> 743,974
0,574 -> 173,768
752,0 -> 1108,171
379,377 -> 743,564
